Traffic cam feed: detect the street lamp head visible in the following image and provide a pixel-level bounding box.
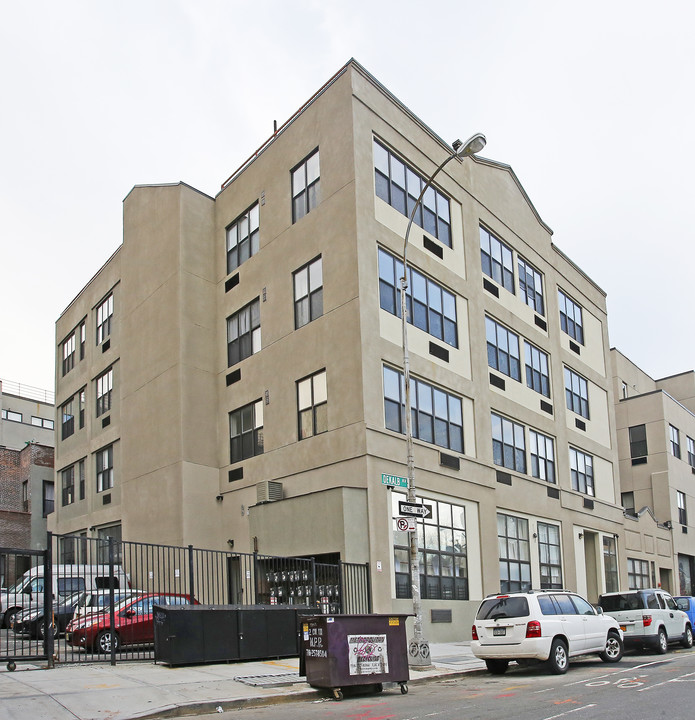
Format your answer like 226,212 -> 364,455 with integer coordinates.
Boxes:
454,132 -> 486,158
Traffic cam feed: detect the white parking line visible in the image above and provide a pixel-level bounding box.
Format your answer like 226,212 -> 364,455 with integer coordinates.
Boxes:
637,670 -> 695,692
562,658 -> 673,687
542,703 -> 597,720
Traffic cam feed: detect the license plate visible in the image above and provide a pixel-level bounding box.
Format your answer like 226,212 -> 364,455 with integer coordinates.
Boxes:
620,625 -> 627,632
493,627 -> 506,636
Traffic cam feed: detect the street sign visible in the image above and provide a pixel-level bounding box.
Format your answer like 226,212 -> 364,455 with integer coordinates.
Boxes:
381,473 -> 409,488
396,517 -> 417,532
399,501 -> 433,519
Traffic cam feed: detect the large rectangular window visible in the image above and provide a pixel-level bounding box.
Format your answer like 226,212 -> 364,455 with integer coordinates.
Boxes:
603,536 -> 619,593
564,367 -> 589,418
229,400 -> 264,464
498,514 -> 531,593
61,397 -> 75,440
62,333 -> 76,376
486,318 -> 521,381
627,558 -> 650,589
96,445 -> 114,492
226,203 -> 260,273
480,226 -> 514,293
96,294 -> 113,346
678,491 -> 687,526
294,257 -> 323,329
383,366 -> 463,453
297,370 -> 328,440
292,148 -> 320,222
392,493 -> 467,600
529,430 -> 555,483
524,341 -> 550,397
570,447 -> 594,496
227,299 -> 261,367
670,425 -> 681,459
374,139 -> 451,246
61,466 -> 75,506
491,413 -> 526,473
688,436 -> 695,467
2,409 -> 22,422
518,257 -> 544,314
378,248 -> 457,346
558,289 -> 584,344
96,368 -> 113,417
538,522 -> 562,589
629,424 -> 648,459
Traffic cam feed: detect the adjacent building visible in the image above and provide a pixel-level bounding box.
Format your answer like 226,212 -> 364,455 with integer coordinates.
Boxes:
50,59 -> 627,640
0,379 -> 55,556
612,349 -> 695,595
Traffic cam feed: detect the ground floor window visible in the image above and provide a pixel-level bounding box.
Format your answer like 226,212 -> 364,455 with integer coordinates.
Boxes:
392,492 -> 468,600
537,522 -> 562,589
627,557 -> 650,589
498,513 -> 531,592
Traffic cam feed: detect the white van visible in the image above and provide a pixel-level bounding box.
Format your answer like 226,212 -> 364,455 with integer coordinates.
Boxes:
0,565 -> 130,629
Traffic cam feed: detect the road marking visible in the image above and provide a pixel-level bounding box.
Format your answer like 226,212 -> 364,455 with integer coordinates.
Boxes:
563,659 -> 672,687
637,670 -> 695,692
542,703 -> 597,720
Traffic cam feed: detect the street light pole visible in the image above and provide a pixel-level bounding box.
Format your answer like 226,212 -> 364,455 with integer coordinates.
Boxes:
400,133 -> 486,667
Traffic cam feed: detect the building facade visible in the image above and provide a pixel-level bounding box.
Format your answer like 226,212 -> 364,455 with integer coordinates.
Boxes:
0,379 -> 55,552
612,349 -> 695,595
51,60 -> 626,640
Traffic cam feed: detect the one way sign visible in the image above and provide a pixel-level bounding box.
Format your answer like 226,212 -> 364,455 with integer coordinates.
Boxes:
399,501 -> 433,519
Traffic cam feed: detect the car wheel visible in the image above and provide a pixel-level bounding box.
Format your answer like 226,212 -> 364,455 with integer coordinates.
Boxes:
681,625 -> 693,649
485,659 -> 509,675
38,619 -> 58,640
547,638 -> 569,674
96,629 -> 120,654
3,608 -> 20,629
599,632 -> 624,662
656,628 -> 668,654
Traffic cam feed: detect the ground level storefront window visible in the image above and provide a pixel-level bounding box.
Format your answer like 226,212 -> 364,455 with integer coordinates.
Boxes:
391,492 -> 468,600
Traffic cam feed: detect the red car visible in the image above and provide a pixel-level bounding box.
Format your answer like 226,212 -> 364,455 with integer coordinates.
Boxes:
67,592 -> 196,653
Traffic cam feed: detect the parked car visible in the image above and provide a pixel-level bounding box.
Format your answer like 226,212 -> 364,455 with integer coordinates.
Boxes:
11,592 -> 82,639
598,589 -> 692,653
0,564 -> 130,629
471,589 -> 624,674
67,593 -> 196,653
674,596 -> 695,628
70,589 -> 142,623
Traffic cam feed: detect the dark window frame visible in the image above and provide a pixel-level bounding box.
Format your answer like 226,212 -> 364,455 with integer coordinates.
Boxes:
96,445 -> 114,493
226,202 -> 260,274
291,148 -> 320,223
486,317 -> 521,381
629,424 -> 648,459
383,365 -> 463,453
227,298 -> 261,367
293,256 -> 323,329
297,369 -> 328,440
480,225 -> 514,293
229,400 -> 264,464
96,294 -> 113,346
96,368 -> 113,417
537,522 -> 563,589
498,513 -> 531,593
491,412 -> 526,473
570,446 -> 594,496
529,429 -> 555,483
564,367 -> 589,419
61,465 -> 75,506
374,139 -> 452,247
525,341 -> 550,397
558,289 -> 584,345
518,256 -> 544,315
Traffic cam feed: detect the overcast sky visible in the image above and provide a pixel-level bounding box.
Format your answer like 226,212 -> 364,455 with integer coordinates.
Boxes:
1,0 -> 693,392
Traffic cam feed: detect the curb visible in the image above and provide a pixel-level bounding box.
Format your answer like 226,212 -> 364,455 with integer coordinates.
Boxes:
126,667 -> 486,720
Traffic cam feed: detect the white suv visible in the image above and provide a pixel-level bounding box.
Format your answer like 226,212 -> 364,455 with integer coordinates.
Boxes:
471,590 -> 624,674
598,589 -> 693,653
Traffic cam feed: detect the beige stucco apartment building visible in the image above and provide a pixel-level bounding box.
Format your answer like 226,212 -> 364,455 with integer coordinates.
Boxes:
612,349 -> 695,595
50,60 -> 628,640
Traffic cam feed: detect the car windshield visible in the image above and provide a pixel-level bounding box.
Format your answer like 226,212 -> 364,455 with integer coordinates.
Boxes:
599,593 -> 644,612
477,596 -> 530,620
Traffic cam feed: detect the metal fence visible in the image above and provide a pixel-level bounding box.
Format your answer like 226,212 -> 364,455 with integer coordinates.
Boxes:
0,533 -> 370,668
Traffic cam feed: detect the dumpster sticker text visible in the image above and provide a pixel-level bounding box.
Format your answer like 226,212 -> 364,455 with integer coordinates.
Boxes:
305,625 -> 328,658
347,634 -> 388,675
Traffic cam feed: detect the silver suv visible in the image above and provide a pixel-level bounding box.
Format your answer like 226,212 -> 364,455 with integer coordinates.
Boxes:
471,590 -> 624,674
598,589 -> 693,653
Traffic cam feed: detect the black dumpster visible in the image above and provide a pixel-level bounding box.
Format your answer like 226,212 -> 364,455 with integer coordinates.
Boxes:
154,604 -> 313,666
301,614 -> 409,700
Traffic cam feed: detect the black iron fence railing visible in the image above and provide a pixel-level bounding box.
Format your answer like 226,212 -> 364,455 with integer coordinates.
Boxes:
0,533 -> 370,668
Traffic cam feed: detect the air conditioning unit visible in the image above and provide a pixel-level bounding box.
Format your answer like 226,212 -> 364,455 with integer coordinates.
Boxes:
257,480 -> 283,504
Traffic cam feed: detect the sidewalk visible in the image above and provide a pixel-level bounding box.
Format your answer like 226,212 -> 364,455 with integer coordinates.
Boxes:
0,642 -> 485,720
